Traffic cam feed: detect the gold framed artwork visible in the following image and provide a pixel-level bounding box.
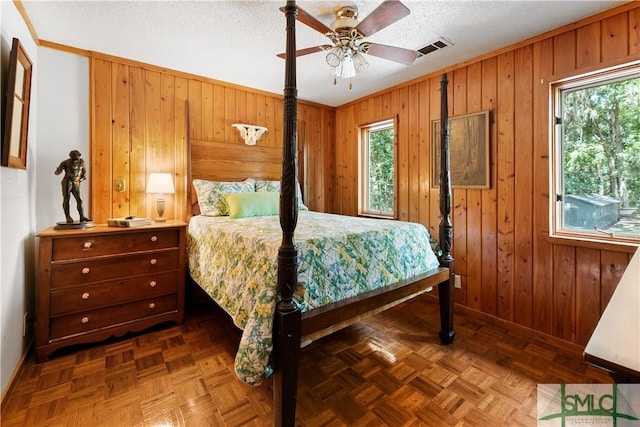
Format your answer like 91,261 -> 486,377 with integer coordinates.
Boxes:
2,38 -> 33,169
432,110 -> 490,189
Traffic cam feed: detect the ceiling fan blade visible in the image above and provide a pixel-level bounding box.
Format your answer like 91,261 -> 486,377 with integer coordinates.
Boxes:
356,0 -> 410,37
365,43 -> 418,65
277,46 -> 327,59
283,6 -> 332,35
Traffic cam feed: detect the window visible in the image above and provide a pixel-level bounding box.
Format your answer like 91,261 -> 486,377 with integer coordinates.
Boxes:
358,118 -> 396,218
552,64 -> 640,243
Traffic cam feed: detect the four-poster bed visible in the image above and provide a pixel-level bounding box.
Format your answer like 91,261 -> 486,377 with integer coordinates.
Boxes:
186,2 -> 455,425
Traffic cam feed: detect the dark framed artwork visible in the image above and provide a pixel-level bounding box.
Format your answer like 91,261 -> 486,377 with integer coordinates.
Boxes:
2,38 -> 33,169
432,110 -> 490,189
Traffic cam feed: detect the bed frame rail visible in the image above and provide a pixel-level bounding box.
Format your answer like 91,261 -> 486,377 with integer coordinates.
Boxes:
301,267 -> 451,345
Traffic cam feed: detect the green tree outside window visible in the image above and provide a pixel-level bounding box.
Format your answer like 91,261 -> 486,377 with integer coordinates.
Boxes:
557,68 -> 640,239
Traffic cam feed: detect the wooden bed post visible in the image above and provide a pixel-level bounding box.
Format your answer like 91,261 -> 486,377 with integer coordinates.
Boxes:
274,1 -> 302,426
438,73 -> 456,345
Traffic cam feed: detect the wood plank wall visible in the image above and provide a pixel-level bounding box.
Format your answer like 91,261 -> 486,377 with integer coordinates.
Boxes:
85,4 -> 637,347
90,58 -> 335,223
332,4 -> 640,346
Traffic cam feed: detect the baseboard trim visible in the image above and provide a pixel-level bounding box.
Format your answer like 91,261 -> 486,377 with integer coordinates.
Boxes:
450,300 -> 586,356
1,338 -> 33,415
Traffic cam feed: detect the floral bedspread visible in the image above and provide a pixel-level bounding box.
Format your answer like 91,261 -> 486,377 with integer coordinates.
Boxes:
187,211 -> 440,385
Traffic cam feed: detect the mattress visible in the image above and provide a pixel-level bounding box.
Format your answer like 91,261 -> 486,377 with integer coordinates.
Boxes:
187,211 -> 440,385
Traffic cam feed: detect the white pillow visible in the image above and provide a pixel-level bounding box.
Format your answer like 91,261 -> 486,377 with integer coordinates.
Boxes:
192,178 -> 255,216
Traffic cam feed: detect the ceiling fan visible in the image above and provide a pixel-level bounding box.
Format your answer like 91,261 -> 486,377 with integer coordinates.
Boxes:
278,0 -> 418,87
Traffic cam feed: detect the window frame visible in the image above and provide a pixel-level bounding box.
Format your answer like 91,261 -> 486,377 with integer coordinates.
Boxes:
357,117 -> 398,219
550,62 -> 640,247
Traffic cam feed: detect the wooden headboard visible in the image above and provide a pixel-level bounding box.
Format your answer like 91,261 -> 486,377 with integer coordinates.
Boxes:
187,138 -> 283,217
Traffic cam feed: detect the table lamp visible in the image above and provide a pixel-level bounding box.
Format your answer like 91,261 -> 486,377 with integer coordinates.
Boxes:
146,173 -> 175,222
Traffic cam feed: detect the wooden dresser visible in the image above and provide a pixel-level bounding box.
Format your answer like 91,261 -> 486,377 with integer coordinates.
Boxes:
36,221 -> 186,362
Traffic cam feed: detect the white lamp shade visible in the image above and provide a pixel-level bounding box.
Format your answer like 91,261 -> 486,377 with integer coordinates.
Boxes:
335,55 -> 356,79
146,173 -> 175,194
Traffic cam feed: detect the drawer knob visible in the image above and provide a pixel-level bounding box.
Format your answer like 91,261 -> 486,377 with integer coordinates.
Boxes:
148,303 -> 156,309
83,241 -> 92,249
81,316 -> 89,324
82,292 -> 90,300
82,267 -> 90,274
149,281 -> 157,288
151,235 -> 158,242
150,259 -> 157,265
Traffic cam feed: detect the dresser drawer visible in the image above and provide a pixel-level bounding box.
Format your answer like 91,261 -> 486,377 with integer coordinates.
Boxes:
50,250 -> 179,288
51,229 -> 179,261
50,271 -> 179,316
50,294 -> 177,340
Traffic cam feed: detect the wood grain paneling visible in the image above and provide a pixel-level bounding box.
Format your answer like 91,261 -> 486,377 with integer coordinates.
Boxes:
201,83 -> 213,140
214,84 -> 226,142
408,84 -> 420,224
91,60 -> 334,223
480,57 -> 498,317
553,31 -> 577,76
496,52 -> 515,322
600,251 -> 631,312
575,247 -> 601,346
188,80 -> 202,139
332,5 -> 639,346
130,67 -> 148,218
630,8 -> 640,56
174,76 -> 189,222
452,69 -> 468,306
395,87 -> 408,221
577,22 -> 601,69
465,63 -> 483,310
111,63 -> 130,219
602,12 -> 629,62
513,46 -> 534,329
531,38 -> 554,336
553,245 -> 576,342
91,59 -> 113,223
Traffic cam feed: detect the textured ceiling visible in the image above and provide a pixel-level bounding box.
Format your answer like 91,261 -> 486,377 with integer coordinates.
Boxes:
22,0 -> 628,107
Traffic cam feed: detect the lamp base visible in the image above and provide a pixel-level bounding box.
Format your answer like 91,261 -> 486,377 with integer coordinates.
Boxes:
155,197 -> 166,223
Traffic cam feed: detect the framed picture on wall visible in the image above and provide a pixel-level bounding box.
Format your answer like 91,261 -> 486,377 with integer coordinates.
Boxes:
432,110 -> 490,189
2,38 -> 33,169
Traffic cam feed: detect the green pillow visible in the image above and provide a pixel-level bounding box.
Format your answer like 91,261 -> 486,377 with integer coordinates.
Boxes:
226,192 -> 279,218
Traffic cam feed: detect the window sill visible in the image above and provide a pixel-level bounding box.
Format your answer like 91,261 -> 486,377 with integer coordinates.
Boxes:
548,232 -> 639,253
358,212 -> 395,220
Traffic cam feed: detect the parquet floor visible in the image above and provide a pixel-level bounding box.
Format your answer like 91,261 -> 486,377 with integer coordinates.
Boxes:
1,294 -> 612,426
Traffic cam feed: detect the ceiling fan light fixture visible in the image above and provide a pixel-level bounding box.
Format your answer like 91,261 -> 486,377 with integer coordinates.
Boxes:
352,52 -> 369,74
338,55 -> 356,79
326,47 -> 343,68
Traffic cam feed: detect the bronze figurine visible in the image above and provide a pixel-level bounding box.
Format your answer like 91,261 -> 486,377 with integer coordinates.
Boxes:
55,150 -> 91,223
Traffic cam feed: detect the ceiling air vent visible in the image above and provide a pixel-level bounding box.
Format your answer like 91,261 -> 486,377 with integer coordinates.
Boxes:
417,38 -> 452,57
